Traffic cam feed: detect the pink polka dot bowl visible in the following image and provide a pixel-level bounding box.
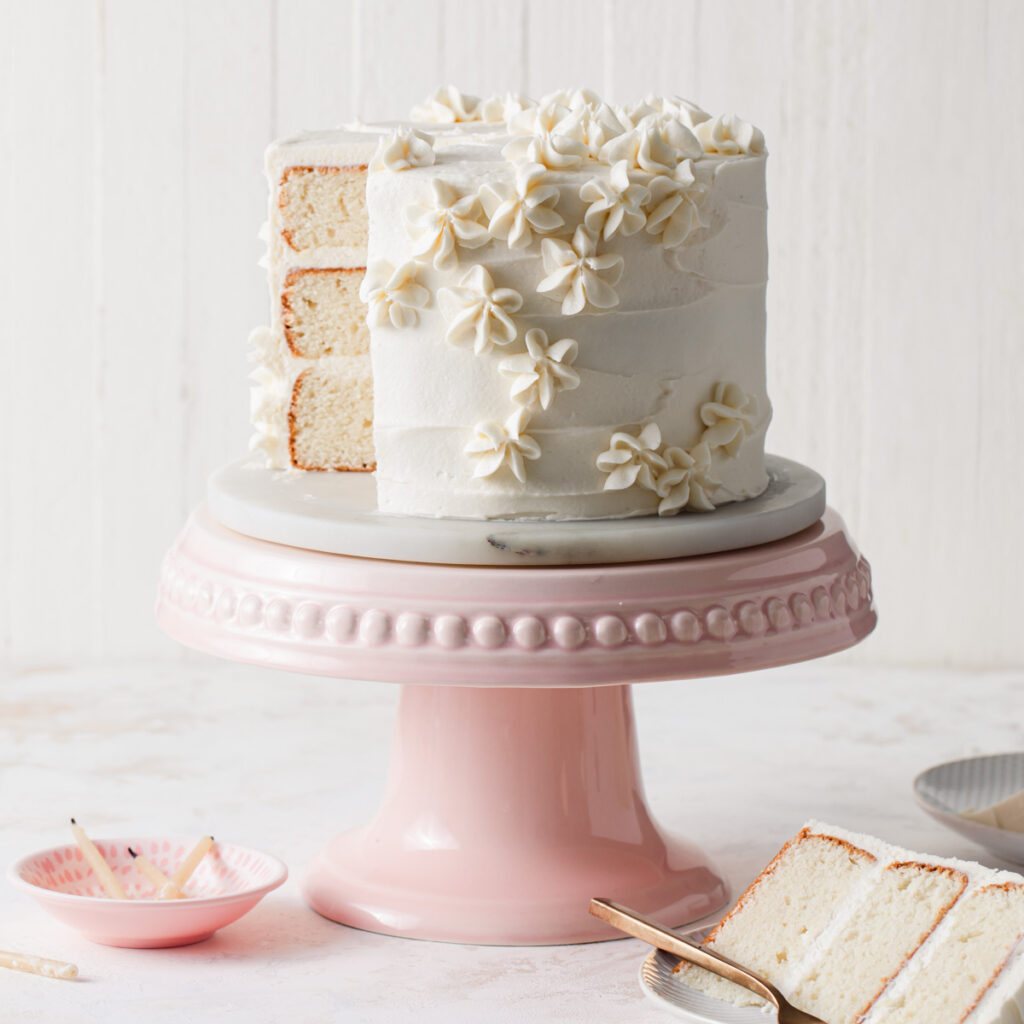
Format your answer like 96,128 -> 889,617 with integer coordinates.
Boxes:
8,838 -> 288,948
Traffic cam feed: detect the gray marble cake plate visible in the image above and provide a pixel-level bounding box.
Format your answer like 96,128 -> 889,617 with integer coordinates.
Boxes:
914,753 -> 1024,866
207,455 -> 825,567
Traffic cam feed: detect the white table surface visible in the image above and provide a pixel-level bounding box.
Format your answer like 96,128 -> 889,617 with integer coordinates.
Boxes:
1,659 -> 1021,1023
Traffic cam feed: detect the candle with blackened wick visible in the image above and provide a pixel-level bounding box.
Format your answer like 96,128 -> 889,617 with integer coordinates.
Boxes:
127,848 -> 185,899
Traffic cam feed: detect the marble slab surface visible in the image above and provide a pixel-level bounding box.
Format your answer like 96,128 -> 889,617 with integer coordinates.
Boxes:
1,660 -> 1022,1023
207,456 -> 826,565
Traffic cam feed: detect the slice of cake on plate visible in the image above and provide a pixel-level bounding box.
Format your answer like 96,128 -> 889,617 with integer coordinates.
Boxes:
678,820 -> 1024,1024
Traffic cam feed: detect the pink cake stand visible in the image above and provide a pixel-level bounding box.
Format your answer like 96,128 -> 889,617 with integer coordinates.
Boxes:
156,461 -> 875,945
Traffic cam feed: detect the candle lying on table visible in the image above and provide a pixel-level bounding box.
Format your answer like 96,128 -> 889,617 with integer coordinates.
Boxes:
70,819 -> 126,899
0,950 -> 78,980
127,848 -> 185,899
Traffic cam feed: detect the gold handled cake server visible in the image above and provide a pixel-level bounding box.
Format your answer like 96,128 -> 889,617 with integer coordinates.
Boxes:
589,898 -> 828,1024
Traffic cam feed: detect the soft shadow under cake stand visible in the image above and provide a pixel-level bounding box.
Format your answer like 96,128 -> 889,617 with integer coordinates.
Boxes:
156,456 -> 875,945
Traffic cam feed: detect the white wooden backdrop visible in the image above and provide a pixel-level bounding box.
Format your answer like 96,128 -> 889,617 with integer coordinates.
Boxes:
2,0 -> 1022,669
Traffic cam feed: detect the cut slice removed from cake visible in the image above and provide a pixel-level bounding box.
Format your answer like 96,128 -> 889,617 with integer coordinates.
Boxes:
677,821 -> 1024,1024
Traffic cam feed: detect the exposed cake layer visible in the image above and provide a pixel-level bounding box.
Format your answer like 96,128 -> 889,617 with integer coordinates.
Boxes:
680,821 -> 1024,1024
364,104 -> 771,519
251,129 -> 384,471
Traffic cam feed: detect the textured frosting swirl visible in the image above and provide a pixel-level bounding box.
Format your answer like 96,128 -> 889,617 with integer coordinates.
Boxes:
537,226 -> 625,315
697,113 -> 766,155
479,163 -> 564,249
436,265 -> 522,355
411,85 -> 481,123
498,328 -> 580,411
464,408 -> 542,482
360,260 -> 431,328
595,423 -> 668,492
405,179 -> 490,270
370,128 -> 435,172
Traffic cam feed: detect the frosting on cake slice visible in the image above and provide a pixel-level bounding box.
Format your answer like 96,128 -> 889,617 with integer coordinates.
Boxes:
679,821 -> 1024,1024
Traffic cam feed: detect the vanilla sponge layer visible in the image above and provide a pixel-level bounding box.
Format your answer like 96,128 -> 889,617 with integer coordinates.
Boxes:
680,822 -> 1024,1024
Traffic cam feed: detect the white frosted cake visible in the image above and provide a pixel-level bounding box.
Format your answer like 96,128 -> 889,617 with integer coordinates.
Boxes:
250,86 -> 772,520
680,821 -> 1024,1024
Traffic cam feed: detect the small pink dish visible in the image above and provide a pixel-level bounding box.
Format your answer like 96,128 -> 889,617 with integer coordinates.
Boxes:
7,838 -> 288,948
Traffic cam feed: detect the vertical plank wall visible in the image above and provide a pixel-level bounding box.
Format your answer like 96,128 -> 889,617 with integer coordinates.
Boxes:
1,0 -> 1021,668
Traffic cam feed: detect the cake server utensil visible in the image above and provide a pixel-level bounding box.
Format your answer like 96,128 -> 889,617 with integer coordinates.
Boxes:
589,898 -> 828,1024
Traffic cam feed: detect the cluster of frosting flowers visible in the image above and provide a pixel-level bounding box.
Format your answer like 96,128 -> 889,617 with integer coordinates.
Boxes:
594,382 -> 759,515
407,86 -> 766,160
595,423 -> 719,516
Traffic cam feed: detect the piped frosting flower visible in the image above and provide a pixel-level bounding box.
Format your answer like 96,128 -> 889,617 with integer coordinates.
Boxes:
696,113 -> 766,155
411,85 -> 481,123
479,163 -> 564,249
595,423 -> 667,491
436,266 -> 523,355
560,103 -> 626,159
465,408 -> 542,482
537,226 -> 624,315
359,260 -> 431,328
620,95 -> 711,132
600,114 -> 702,175
644,161 -> 710,249
405,179 -> 490,270
504,99 -> 589,168
370,128 -> 435,172
655,443 -> 719,514
498,329 -> 580,411
478,92 -> 536,123
503,132 -> 589,170
700,382 -> 758,457
580,161 -> 650,240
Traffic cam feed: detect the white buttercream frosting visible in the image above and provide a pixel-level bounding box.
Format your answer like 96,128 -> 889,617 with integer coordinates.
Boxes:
464,407 -> 541,482
655,442 -> 719,514
436,265 -> 522,355
411,85 -> 481,123
697,113 -> 766,155
370,127 -> 435,172
360,259 -> 431,328
498,328 -> 580,410
479,162 -> 564,249
405,179 -> 490,270
537,226 -> 625,314
581,161 -> 650,240
596,423 -> 667,492
700,381 -> 759,457
644,161 -> 711,249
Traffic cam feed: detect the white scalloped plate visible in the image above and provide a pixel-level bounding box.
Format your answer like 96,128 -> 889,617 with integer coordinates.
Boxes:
640,945 -> 773,1023
913,752 -> 1024,866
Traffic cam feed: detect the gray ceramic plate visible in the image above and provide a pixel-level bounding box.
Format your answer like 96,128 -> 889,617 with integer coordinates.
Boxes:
639,934 -> 772,1022
913,752 -> 1024,866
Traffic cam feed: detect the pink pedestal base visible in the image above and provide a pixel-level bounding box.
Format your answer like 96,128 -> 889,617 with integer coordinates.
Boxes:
157,503 -> 875,944
303,685 -> 726,944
